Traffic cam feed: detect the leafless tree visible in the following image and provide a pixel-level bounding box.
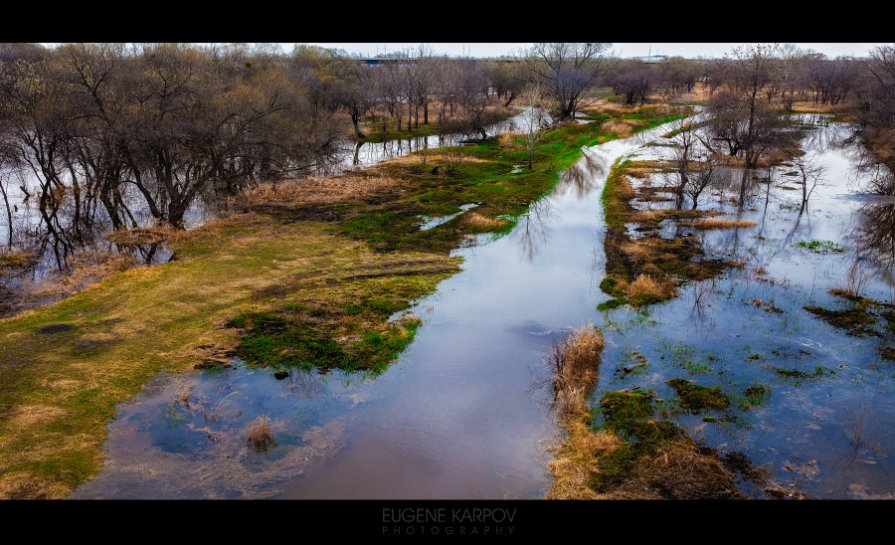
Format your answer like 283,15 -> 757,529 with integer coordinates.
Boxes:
521,82 -> 549,170
793,154 -> 826,211
528,43 -> 610,120
609,59 -> 656,105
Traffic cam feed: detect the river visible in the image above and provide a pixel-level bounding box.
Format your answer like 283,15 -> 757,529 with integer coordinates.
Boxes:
72,114 -> 895,499
71,114 -> 657,499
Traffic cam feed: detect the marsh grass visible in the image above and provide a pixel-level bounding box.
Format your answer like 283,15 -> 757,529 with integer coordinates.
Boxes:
246,416 -> 275,453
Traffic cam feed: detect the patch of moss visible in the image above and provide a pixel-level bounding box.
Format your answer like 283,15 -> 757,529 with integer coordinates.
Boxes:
767,365 -> 834,380
600,390 -> 655,429
597,298 -> 627,312
804,305 -> 880,337
599,276 -> 627,299
741,384 -> 771,409
666,379 -> 730,413
881,346 -> 895,361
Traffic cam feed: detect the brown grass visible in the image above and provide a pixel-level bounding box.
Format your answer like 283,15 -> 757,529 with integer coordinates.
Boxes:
601,119 -> 644,138
544,326 -> 604,417
245,416 -> 275,452
498,132 -> 521,150
627,274 -> 676,300
463,212 -> 510,230
604,440 -> 743,500
789,101 -> 844,114
684,218 -> 757,230
629,209 -> 721,223
547,419 -> 621,499
0,251 -> 31,269
239,174 -> 404,207
383,151 -> 489,167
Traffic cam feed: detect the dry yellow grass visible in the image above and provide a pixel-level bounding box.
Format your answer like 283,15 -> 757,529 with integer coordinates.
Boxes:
245,416 -> 275,452
685,218 -> 757,230
600,118 -> 644,138
239,174 -> 404,207
547,419 -> 621,499
603,439 -> 742,500
627,274 -> 676,300
629,209 -> 720,223
0,251 -> 31,269
498,132 -> 521,149
463,212 -> 510,230
0,213 -> 459,498
382,151 -> 489,167
29,250 -> 138,300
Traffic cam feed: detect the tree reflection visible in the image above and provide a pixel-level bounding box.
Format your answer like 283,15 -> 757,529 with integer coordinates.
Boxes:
513,198 -> 551,262
854,203 -> 895,287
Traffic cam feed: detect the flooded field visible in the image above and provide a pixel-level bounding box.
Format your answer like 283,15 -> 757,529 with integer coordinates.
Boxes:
71,114 -> 895,499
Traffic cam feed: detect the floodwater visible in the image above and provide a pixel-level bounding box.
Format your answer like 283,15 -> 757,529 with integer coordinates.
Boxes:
1,111 -> 534,317
600,114 -> 895,498
73,114 -> 895,499
73,118 -> 670,499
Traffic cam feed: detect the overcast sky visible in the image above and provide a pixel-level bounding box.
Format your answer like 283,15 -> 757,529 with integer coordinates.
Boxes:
283,43 -> 887,59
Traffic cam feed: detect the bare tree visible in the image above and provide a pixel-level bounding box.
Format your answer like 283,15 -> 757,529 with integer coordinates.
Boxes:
609,59 -> 656,105
528,43 -> 610,120
793,154 -> 826,212
521,82 -> 549,170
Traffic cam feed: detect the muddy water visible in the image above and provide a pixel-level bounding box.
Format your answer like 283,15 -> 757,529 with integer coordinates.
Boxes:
72,122 -> 670,499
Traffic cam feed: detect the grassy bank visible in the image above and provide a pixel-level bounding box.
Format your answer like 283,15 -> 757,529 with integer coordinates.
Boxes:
0,107 -> 680,498
0,216 -> 459,498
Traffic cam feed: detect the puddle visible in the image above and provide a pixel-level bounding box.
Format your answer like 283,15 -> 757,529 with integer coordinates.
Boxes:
418,203 -> 480,231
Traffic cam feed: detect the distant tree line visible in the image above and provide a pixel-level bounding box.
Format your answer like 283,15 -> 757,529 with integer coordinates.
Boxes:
2,42 -> 895,267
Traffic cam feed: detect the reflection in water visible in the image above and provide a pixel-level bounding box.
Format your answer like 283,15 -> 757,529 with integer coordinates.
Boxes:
854,203 -> 895,290
513,199 -> 551,262
77,116 -> 680,500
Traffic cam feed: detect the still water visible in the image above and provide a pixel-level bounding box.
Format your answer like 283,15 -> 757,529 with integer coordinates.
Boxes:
73,118 -> 660,499
74,116 -> 895,499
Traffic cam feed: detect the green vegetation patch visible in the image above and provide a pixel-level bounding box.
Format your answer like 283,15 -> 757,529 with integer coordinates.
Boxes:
740,384 -> 771,409
767,364 -> 834,380
666,379 -> 731,413
794,240 -> 847,254
804,305 -> 880,337
337,110 -> 684,256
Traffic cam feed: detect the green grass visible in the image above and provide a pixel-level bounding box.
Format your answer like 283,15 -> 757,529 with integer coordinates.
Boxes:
794,240 -> 847,254
0,218 -> 458,498
665,379 -> 731,413
341,110 -> 683,254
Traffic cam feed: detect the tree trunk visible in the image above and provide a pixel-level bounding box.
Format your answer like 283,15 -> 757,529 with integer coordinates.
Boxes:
350,105 -> 366,139
0,183 -> 12,248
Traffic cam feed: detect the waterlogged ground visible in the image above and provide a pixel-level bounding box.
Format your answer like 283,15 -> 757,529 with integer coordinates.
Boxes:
74,122 -> 665,499
73,115 -> 895,499
598,115 -> 895,498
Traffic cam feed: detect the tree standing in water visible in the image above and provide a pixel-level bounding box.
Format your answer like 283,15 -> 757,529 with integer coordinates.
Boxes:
522,82 -> 549,170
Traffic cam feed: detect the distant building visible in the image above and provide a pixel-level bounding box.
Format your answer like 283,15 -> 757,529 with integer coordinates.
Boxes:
360,56 -> 415,67
638,55 -> 668,64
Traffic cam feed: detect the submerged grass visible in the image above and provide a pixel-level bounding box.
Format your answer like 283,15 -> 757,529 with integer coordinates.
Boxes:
545,326 -> 744,500
599,159 -> 732,308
